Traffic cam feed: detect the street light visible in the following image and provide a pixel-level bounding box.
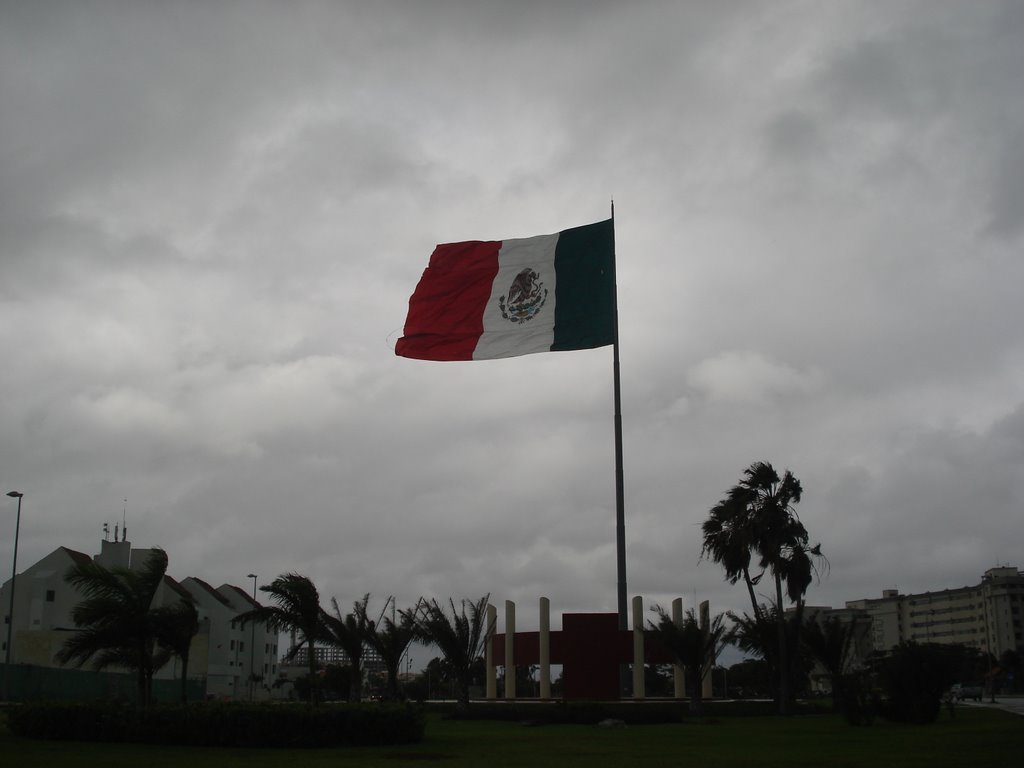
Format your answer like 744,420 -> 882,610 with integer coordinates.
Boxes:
247,573 -> 257,701
4,491 -> 23,702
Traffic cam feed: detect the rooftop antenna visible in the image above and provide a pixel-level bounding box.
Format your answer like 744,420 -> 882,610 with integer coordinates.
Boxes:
122,499 -> 127,541
103,522 -> 110,541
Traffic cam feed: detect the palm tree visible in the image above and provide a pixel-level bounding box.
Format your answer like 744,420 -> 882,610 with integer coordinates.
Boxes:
728,604 -> 808,706
702,461 -> 826,714
322,593 -> 374,702
366,600 -> 417,701
411,595 -> 494,711
236,573 -> 326,705
702,487 -> 765,624
648,607 -> 727,714
56,549 -> 171,708
728,607 -> 779,667
152,597 -> 201,704
801,614 -> 865,712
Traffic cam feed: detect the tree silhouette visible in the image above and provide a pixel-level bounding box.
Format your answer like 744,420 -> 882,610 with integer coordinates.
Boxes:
648,607 -> 727,714
702,486 -> 766,624
322,593 -> 374,702
236,573 -> 326,705
411,595 -> 494,711
366,601 -> 417,701
152,596 -> 200,704
703,461 -> 826,714
728,604 -> 808,709
57,549 -> 172,708
801,614 -> 867,712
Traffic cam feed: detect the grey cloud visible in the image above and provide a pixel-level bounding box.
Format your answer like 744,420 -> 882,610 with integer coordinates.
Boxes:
3,2 -> 1024,650
763,111 -> 825,163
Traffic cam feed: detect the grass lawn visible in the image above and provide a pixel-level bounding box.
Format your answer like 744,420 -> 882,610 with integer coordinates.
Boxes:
3,707 -> 1021,768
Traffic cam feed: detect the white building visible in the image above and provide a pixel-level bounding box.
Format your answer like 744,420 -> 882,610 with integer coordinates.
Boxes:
0,534 -> 277,701
846,566 -> 1024,658
0,545 -> 93,668
179,577 -> 278,700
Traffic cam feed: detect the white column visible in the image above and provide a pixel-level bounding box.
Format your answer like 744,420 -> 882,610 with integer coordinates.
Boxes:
539,596 -> 551,700
504,600 -> 516,699
700,600 -> 713,700
672,597 -> 685,698
632,595 -> 645,699
485,603 -> 497,699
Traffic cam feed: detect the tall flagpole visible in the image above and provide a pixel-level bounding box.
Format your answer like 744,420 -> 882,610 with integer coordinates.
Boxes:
611,200 -> 627,631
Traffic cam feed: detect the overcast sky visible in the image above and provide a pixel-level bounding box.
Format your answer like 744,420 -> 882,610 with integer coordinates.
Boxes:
3,1 -> 1024,667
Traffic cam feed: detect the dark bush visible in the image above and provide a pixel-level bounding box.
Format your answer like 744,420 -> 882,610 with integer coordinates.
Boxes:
836,671 -> 875,726
6,701 -> 425,748
446,701 -> 685,725
869,642 -> 965,725
4,701 -> 139,741
429,698 -> 790,724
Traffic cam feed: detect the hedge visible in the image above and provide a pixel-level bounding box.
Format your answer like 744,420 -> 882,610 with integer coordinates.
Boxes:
6,701 -> 425,748
428,698 -> 816,724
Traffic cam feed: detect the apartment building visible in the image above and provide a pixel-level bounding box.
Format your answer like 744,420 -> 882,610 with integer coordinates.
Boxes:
288,640 -> 386,676
846,566 -> 1024,657
178,577 -> 279,699
0,533 -> 277,700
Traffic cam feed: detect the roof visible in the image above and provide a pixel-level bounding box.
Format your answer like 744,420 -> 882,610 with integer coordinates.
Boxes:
219,583 -> 260,608
162,573 -> 194,602
58,546 -> 93,568
181,576 -> 233,608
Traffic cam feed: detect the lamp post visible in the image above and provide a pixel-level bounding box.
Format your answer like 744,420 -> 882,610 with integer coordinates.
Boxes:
247,573 -> 257,701
4,491 -> 23,702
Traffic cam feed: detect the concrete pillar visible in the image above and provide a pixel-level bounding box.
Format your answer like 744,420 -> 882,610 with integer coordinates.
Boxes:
632,595 -> 645,699
672,597 -> 685,698
700,600 -> 713,700
485,603 -> 497,699
504,600 -> 516,699
539,596 -> 551,700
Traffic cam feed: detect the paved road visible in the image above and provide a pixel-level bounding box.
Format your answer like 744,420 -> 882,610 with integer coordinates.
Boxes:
962,697 -> 1024,716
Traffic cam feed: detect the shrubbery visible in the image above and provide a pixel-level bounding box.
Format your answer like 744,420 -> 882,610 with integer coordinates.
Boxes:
438,701 -> 686,724
6,701 -> 425,748
429,698 -> 802,724
835,671 -> 876,726
869,642 -> 972,725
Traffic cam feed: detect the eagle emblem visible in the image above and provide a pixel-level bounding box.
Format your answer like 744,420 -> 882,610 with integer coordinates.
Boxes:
499,268 -> 548,324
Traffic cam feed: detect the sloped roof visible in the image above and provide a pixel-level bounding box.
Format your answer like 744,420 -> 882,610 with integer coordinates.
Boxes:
219,583 -> 260,608
161,573 -> 194,602
58,546 -> 93,568
181,576 -> 233,608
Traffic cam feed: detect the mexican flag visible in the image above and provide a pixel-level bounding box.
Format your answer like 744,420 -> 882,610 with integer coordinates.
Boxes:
396,218 -> 615,361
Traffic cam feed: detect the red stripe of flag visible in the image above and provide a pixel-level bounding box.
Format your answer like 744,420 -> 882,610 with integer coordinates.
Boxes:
395,240 -> 501,361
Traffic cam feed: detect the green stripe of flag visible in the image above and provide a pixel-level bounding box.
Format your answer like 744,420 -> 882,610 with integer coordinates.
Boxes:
551,218 -> 615,351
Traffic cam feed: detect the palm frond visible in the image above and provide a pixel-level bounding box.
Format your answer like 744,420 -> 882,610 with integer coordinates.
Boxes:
411,594 -> 492,708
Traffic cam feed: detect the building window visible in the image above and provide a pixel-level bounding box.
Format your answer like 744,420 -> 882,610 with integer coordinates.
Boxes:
239,641 -> 245,652
45,589 -> 55,602
230,640 -> 235,650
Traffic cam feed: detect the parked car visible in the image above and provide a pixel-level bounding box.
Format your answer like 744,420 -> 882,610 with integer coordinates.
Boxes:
949,683 -> 984,702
